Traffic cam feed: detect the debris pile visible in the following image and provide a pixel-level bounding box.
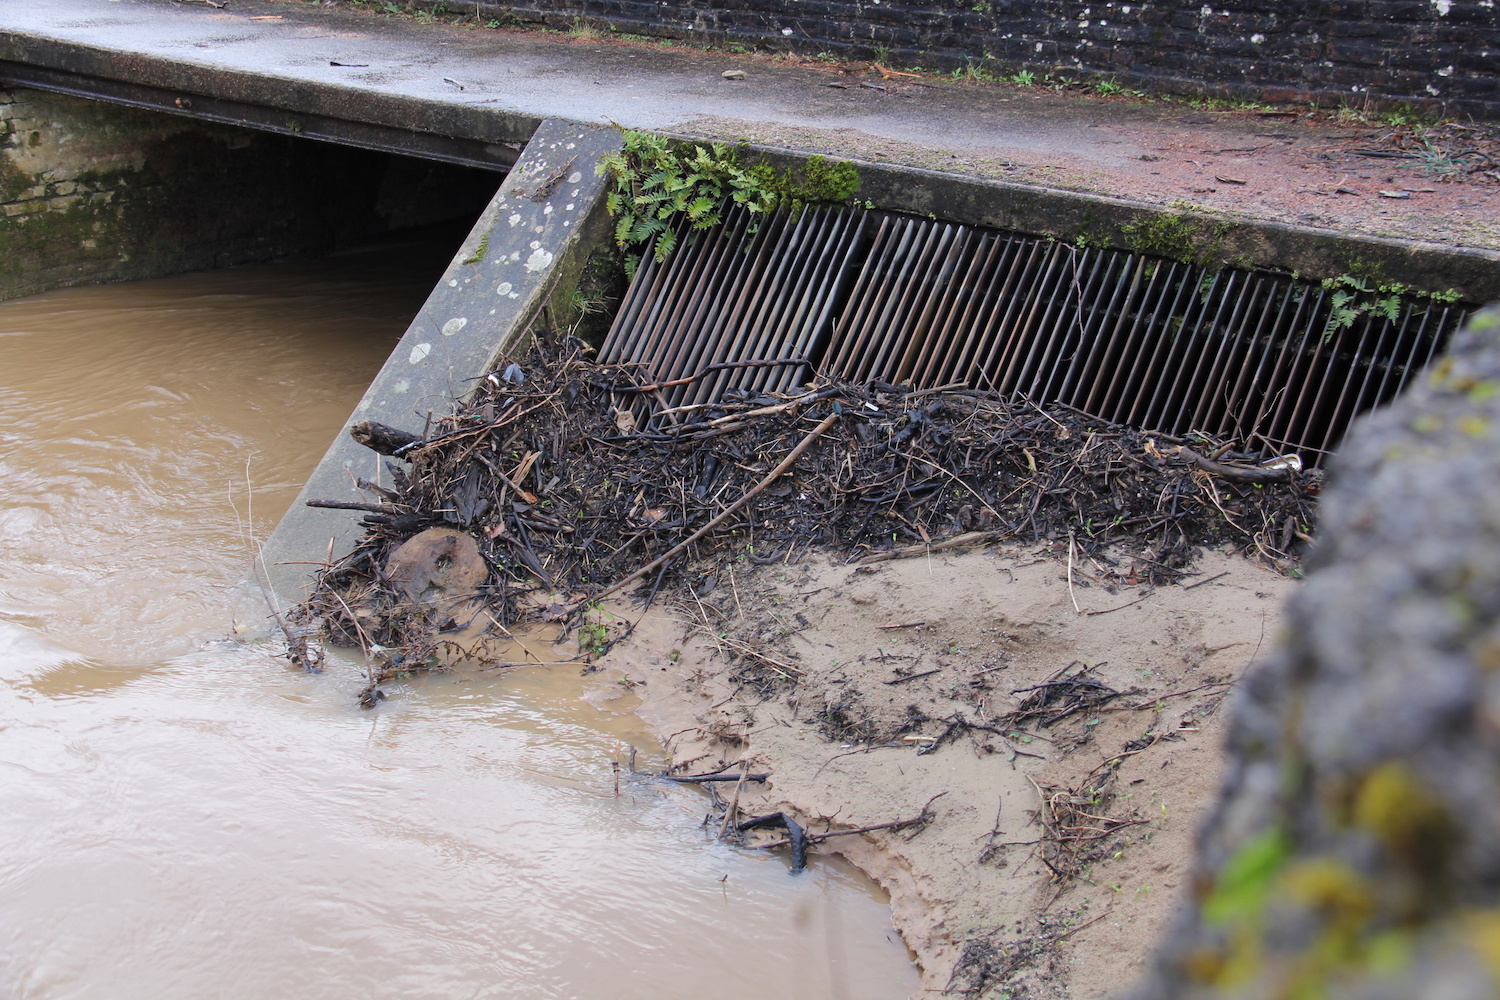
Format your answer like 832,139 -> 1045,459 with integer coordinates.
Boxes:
289,332 -> 1317,691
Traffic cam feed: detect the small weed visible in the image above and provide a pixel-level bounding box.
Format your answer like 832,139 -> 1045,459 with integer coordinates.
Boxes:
568,17 -> 601,40
1010,69 -> 1036,87
1093,77 -> 1123,96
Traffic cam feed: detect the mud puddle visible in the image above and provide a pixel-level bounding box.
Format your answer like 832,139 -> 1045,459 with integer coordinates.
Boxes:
0,246 -> 916,999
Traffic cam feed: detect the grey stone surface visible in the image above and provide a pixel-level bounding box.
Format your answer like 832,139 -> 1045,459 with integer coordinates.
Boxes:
1133,305 -> 1500,999
257,117 -> 621,601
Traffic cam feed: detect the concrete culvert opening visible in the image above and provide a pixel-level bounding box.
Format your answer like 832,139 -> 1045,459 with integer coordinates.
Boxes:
0,86 -> 504,300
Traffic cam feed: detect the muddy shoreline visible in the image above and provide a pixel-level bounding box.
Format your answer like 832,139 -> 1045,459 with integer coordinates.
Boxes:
595,545 -> 1295,998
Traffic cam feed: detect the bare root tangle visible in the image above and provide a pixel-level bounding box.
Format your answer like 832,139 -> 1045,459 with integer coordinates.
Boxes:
288,331 -> 1317,690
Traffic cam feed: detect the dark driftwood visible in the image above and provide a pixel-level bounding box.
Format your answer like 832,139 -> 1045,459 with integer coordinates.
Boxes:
738,812 -> 809,871
305,499 -> 400,514
1177,445 -> 1292,484
656,772 -> 770,784
350,419 -> 422,456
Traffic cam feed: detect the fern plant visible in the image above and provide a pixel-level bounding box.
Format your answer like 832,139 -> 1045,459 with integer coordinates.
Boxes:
1319,274 -> 1461,341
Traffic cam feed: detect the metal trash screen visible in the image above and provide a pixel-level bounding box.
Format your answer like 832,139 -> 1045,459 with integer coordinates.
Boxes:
598,204 -> 1467,465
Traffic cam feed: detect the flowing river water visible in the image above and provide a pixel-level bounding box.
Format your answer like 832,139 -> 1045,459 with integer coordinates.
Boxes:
0,236 -> 918,1000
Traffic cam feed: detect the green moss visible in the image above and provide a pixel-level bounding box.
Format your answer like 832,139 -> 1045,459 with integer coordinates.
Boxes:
1353,761 -> 1457,882
462,229 -> 490,264
1204,826 -> 1293,927
1120,213 -> 1197,264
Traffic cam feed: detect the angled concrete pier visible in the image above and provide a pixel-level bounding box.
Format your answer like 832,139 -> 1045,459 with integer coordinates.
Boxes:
257,118 -> 622,601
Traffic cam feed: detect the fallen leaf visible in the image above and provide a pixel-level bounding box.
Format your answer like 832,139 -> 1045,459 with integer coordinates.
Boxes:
614,408 -> 638,435
1215,175 -> 1247,185
722,69 -> 747,80
1378,189 -> 1411,199
861,81 -> 888,91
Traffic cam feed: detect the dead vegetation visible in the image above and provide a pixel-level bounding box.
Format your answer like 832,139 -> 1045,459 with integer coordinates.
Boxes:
286,331 -> 1316,703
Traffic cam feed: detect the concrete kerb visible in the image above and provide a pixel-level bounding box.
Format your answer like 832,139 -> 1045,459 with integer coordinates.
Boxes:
257,117 -> 622,602
0,37 -> 543,151
712,138 -> 1500,303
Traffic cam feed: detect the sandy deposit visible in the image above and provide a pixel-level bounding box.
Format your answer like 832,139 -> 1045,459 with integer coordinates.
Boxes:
591,543 -> 1296,998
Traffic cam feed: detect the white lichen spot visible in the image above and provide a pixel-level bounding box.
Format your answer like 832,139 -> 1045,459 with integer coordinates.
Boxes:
564,220 -> 572,227
530,240 -> 541,249
1251,32 -> 1266,43
409,343 -> 432,364
1079,19 -> 1090,26
1200,4 -> 1213,15
448,278 -> 459,287
394,378 -> 411,394
570,188 -> 580,197
567,171 -> 583,184
441,317 -> 468,337
1438,64 -> 1454,76
566,142 -> 576,149
1433,0 -> 1451,13
782,26 -> 793,34
358,397 -> 372,411
1036,41 -> 1044,50
1428,83 -> 1442,94
509,251 -> 521,262
565,203 -> 575,211
544,204 -> 554,215
489,308 -> 496,315
525,247 -> 555,272
508,213 -> 522,227
534,225 -> 545,234
497,281 -> 513,295
1122,4 -> 1131,11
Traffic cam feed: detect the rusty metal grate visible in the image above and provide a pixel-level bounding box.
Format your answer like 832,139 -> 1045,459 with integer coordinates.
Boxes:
599,203 -> 867,427
598,205 -> 1467,464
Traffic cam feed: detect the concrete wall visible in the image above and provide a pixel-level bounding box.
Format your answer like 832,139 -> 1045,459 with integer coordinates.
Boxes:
0,87 -> 500,301
482,0 -> 1498,118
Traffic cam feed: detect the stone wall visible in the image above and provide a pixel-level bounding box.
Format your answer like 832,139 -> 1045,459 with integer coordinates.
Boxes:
1130,306 -> 1500,999
0,87 -> 500,300
485,0 -> 1499,118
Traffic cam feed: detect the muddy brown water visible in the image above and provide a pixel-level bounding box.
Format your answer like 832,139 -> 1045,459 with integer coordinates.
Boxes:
0,239 -> 917,999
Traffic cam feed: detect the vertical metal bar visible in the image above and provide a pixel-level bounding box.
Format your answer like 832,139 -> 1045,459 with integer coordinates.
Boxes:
1085,254 -> 1164,419
932,233 -> 1015,386
1116,261 -> 1192,426
972,237 -> 1048,390
1186,273 -> 1263,434
1056,249 -> 1137,408
825,215 -> 906,378
790,210 -> 872,389
1161,269 -> 1239,433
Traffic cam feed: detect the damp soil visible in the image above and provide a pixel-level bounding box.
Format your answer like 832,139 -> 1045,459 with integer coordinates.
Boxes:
290,332 -> 1314,998
600,545 -> 1296,998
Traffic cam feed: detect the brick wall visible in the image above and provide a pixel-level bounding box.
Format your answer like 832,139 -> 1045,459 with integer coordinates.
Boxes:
488,0 -> 1499,118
